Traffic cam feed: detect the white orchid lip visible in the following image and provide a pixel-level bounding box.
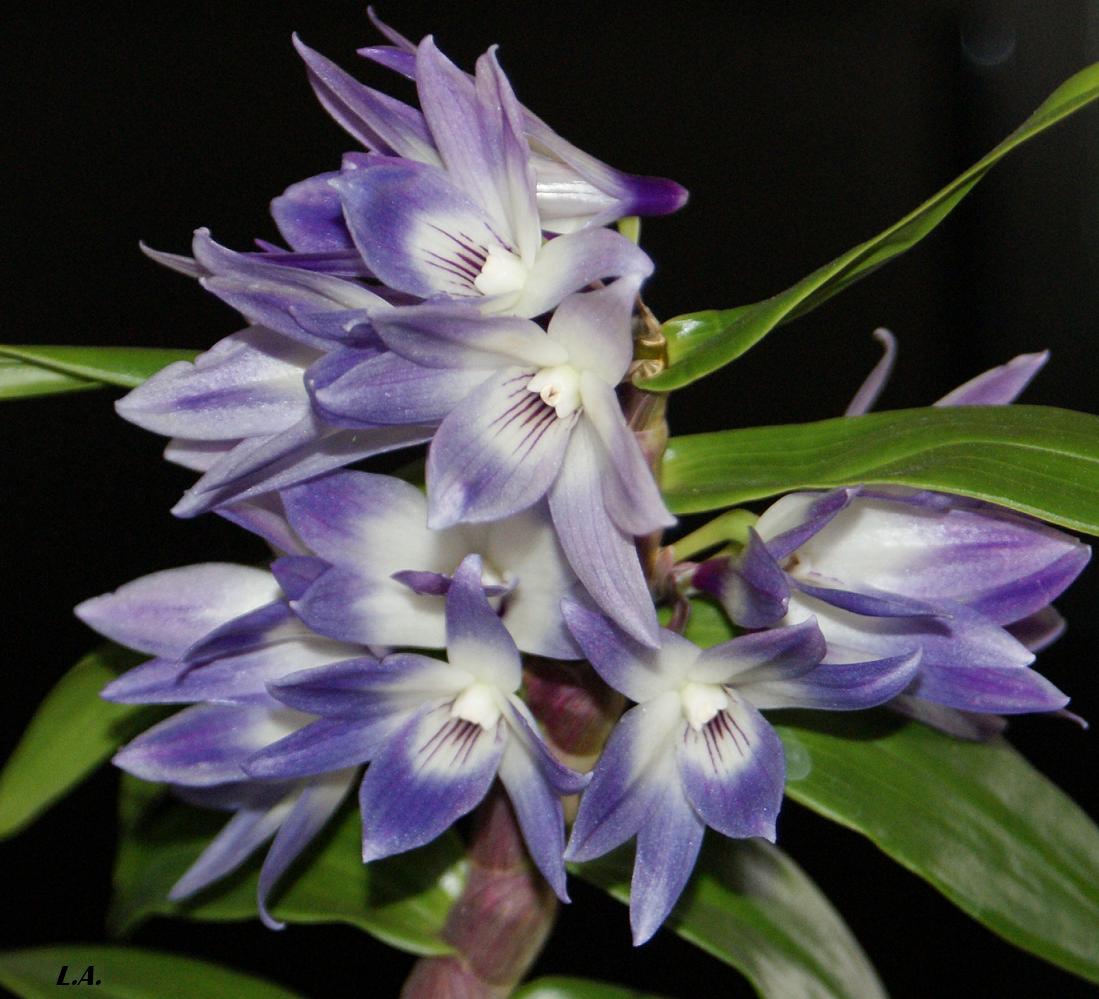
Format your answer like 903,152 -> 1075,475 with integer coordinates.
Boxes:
474,245 -> 529,296
450,682 -> 503,729
527,364 -> 582,418
679,681 -> 729,731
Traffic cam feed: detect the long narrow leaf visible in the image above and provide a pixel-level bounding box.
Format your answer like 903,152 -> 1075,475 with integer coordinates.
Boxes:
515,978 -> 668,999
0,945 -> 302,999
576,837 -> 886,999
661,405 -> 1099,535
0,357 -> 99,399
0,345 -> 198,398
0,644 -> 151,839
640,61 -> 1099,390
777,713 -> 1099,986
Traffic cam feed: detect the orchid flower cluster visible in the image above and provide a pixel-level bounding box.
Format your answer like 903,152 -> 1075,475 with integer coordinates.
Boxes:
13,11 -> 1091,995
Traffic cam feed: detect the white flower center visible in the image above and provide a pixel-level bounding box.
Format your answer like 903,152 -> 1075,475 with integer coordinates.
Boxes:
680,681 -> 729,731
473,245 -> 529,297
527,364 -> 582,418
450,683 -> 502,729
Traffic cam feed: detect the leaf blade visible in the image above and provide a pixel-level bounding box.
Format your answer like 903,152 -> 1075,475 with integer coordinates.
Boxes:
0,945 -> 303,999
0,644 -> 151,839
515,977 -> 669,999
641,61 -> 1099,389
0,345 -> 198,395
661,405 -> 1099,535
777,713 -> 1099,986
576,837 -> 886,999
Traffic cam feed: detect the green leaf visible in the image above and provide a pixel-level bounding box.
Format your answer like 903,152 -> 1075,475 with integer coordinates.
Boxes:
641,61 -> 1099,390
576,837 -> 885,999
661,405 -> 1099,535
110,777 -> 465,956
0,644 -> 153,839
776,712 -> 1099,986
0,357 -> 99,399
0,945 -> 303,999
0,345 -> 198,399
516,977 -> 668,999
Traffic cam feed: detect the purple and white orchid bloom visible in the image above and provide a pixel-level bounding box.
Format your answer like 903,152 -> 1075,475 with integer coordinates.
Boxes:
324,277 -> 673,646
693,488 -> 1085,718
75,562 -> 364,929
124,231 -> 441,516
277,470 -> 586,659
289,14 -> 687,238
246,555 -> 590,900
560,602 -> 920,944
692,347 -> 1087,729
323,37 -> 654,319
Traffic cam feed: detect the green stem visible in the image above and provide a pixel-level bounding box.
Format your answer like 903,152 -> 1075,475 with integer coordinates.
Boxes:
672,508 -> 758,561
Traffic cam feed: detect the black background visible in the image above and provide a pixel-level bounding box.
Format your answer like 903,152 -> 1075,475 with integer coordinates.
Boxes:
3,2 -> 1098,996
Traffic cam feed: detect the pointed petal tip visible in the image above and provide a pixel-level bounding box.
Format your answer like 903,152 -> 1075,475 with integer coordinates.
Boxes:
625,175 -> 689,218
258,902 -> 287,932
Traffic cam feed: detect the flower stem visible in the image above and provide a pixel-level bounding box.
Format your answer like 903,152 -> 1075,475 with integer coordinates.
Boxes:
672,508 -> 758,561
401,786 -> 557,999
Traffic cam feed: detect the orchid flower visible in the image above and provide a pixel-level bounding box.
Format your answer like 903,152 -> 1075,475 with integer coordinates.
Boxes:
76,563 -> 364,928
275,470 -> 587,659
288,13 -> 687,238
245,555 -> 590,900
561,602 -> 920,944
313,277 -> 673,646
324,37 -> 654,319
694,350 -> 1090,727
120,232 -> 438,516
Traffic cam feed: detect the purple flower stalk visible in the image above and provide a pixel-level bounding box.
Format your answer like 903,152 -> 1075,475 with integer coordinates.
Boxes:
561,603 -> 919,943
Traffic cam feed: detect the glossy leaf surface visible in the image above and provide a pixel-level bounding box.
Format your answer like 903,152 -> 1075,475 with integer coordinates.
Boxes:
661,405 -> 1099,536
0,945 -> 302,999
576,837 -> 885,999
641,61 -> 1099,389
0,345 -> 198,398
0,644 -> 150,839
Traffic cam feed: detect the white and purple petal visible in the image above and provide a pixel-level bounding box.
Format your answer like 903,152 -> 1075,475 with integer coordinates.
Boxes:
675,691 -> 784,842
358,703 -> 506,862
690,618 -> 826,686
497,734 -> 570,902
741,649 -> 922,711
514,229 -> 653,320
445,554 -> 522,691
562,602 -> 690,703
580,374 -> 674,537
257,769 -> 356,929
427,366 -> 574,529
549,422 -> 660,647
294,35 -> 441,165
115,327 -> 317,441
308,347 -> 490,427
169,792 -> 296,902
629,768 -> 706,946
334,159 -> 508,301
564,693 -> 681,863
76,564 -> 280,659
112,705 -> 306,786
935,351 -> 1049,407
